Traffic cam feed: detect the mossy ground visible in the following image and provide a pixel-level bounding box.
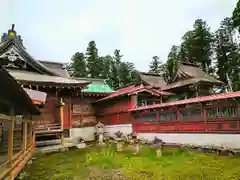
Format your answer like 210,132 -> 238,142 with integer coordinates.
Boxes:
26,144 -> 240,180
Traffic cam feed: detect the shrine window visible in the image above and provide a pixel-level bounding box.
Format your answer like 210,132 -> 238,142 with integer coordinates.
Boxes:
159,111 -> 177,121
206,105 -> 240,119
134,112 -> 157,122
180,108 -> 202,121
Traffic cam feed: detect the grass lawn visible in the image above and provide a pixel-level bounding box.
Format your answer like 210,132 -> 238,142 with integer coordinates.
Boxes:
26,145 -> 240,180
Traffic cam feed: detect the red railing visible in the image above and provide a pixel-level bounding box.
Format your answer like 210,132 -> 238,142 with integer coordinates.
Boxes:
133,103 -> 240,133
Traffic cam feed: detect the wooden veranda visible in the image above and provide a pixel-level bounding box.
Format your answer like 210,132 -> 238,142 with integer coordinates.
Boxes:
0,66 -> 40,180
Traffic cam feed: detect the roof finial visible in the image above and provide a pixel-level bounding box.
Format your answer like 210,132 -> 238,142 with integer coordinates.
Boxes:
11,24 -> 15,31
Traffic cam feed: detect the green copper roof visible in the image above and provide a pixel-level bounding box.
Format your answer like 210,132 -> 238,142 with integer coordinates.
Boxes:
82,82 -> 114,93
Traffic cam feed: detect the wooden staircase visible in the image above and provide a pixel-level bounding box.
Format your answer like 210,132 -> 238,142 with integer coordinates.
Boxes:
35,123 -> 62,137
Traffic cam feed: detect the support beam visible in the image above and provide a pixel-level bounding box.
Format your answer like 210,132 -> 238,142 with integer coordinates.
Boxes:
60,97 -> 64,144
23,121 -> 27,151
29,121 -> 33,147
8,108 -> 14,180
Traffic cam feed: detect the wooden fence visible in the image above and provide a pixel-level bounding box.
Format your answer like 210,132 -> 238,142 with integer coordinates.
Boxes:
0,114 -> 35,180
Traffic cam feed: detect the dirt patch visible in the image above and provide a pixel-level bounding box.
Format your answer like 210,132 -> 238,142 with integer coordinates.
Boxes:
85,168 -> 130,180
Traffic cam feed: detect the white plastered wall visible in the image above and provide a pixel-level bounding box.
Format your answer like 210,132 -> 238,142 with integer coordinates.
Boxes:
104,124 -> 132,137
137,133 -> 240,149
69,127 -> 96,141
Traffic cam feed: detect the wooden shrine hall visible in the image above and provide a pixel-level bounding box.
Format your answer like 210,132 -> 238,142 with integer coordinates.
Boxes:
0,65 -> 46,179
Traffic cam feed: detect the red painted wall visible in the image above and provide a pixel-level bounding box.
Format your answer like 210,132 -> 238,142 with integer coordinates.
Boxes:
94,96 -> 132,125
70,97 -> 97,128
35,95 -> 59,125
132,104 -> 240,133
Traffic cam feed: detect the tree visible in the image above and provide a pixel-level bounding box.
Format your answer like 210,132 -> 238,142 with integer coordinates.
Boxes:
181,19 -> 214,73
108,60 -> 120,89
232,0 -> 240,32
113,49 -> 123,65
215,17 -> 240,91
85,41 -> 101,78
164,45 -> 181,83
118,61 -> 136,87
112,49 -> 123,87
68,52 -> 87,77
149,56 -> 165,75
180,31 -> 195,62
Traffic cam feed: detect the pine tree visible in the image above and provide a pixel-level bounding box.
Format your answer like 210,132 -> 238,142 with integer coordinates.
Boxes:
85,41 -> 101,78
149,56 -> 165,75
181,19 -> 214,73
164,45 -> 181,83
68,52 -> 87,77
112,49 -> 123,87
113,49 -> 122,65
108,60 -> 119,89
215,17 -> 240,91
118,61 -> 135,87
232,0 -> 240,32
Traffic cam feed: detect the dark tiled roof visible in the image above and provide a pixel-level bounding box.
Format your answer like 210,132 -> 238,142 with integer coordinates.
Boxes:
0,39 -> 58,76
163,62 -> 223,90
39,60 -> 70,77
140,72 -> 167,88
8,69 -> 90,87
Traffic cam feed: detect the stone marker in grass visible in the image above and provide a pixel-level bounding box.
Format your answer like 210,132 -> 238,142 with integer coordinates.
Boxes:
125,132 -> 141,155
95,121 -> 105,145
150,137 -> 165,158
114,131 -> 124,152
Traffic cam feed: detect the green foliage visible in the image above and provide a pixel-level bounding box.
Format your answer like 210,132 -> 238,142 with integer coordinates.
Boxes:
68,52 -> 87,77
215,17 -> 240,91
69,44 -> 137,89
149,56 -> 165,75
118,61 -> 136,88
26,146 -> 240,180
85,41 -> 101,78
232,0 -> 240,32
164,45 -> 180,83
181,19 -> 214,73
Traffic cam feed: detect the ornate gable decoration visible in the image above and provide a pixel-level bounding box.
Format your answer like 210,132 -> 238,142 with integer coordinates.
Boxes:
0,46 -> 26,68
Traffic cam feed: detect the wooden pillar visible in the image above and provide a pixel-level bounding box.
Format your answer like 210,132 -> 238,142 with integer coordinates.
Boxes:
29,121 -> 33,146
8,108 -> 14,180
177,108 -> 181,132
32,120 -> 36,148
69,96 -> 72,128
160,96 -> 163,104
22,120 -> 27,151
202,104 -> 207,131
60,97 -> 64,144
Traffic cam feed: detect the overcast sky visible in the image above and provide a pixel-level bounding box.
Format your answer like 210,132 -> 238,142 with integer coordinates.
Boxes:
0,0 -> 237,71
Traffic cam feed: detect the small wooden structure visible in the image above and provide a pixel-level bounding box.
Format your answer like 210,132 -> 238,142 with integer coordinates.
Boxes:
0,66 -> 40,180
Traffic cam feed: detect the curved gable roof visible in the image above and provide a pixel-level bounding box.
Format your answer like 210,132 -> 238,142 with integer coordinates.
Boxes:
0,39 -> 58,76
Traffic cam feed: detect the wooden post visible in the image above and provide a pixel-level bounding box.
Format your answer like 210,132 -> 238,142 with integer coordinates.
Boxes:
202,104 -> 207,131
69,96 -> 72,128
60,97 -> 64,144
8,108 -> 14,180
32,120 -> 36,148
177,108 -> 181,131
29,121 -> 33,146
23,121 -> 27,150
